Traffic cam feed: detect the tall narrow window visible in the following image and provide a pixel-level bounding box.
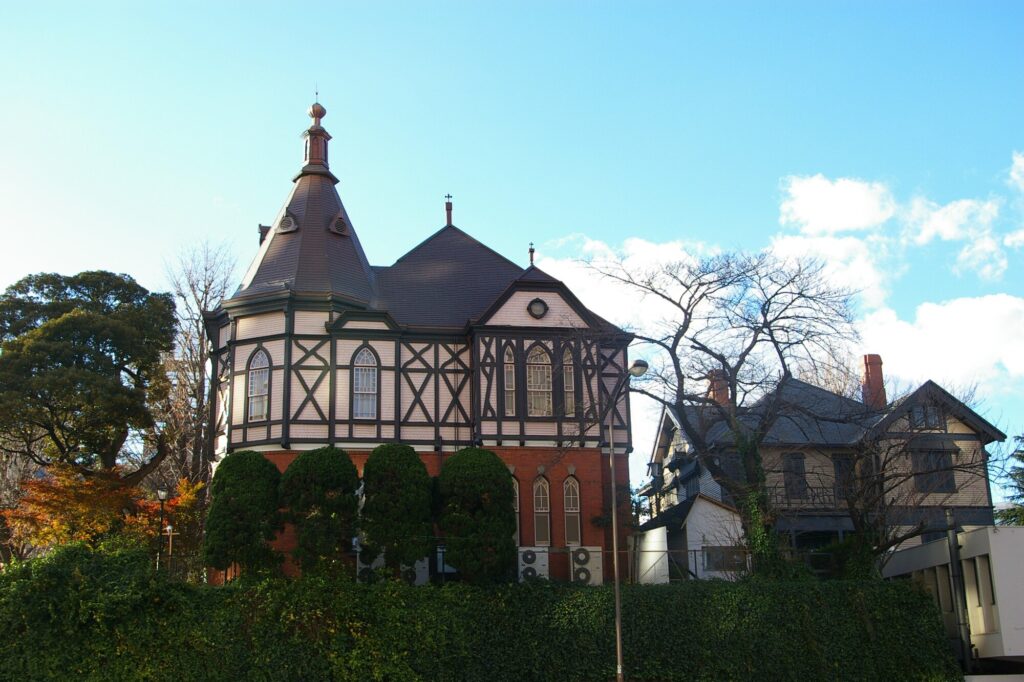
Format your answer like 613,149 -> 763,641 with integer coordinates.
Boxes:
512,477 -> 520,546
562,349 -> 575,417
503,347 -> 516,417
564,477 -> 581,546
526,346 -> 553,417
783,452 -> 808,500
247,350 -> 270,421
533,477 -> 550,546
352,347 -> 378,419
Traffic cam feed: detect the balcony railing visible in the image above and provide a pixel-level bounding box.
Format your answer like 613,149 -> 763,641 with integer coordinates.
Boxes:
767,484 -> 837,510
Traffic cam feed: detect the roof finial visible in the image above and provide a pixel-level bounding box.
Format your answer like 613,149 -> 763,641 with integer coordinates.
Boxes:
445,194 -> 453,226
529,242 -> 535,265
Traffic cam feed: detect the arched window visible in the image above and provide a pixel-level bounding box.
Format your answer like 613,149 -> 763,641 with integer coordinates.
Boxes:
352,347 -> 378,419
533,477 -> 550,546
512,477 -> 520,545
247,350 -> 270,421
562,349 -> 575,417
564,477 -> 581,546
503,346 -> 516,417
526,346 -> 552,417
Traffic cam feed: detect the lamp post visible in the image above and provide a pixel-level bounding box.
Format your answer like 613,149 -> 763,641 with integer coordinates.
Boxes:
600,358 -> 648,682
156,488 -> 169,570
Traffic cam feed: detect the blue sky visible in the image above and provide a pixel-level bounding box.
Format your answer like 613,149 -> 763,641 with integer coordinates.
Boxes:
1,2 -> 1021,486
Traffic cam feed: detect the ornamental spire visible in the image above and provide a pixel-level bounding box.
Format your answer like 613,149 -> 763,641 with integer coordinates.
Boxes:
297,100 -> 337,183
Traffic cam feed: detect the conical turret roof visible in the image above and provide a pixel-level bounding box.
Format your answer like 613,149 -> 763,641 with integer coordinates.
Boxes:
229,103 -> 376,306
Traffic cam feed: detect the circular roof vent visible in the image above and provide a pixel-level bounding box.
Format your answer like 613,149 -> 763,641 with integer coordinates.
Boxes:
278,216 -> 297,233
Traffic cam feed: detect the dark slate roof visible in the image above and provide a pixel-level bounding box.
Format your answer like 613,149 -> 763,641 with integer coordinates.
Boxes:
678,378 -> 880,448
372,225 -> 525,328
517,265 -> 559,283
638,496 -> 697,531
230,173 -> 376,305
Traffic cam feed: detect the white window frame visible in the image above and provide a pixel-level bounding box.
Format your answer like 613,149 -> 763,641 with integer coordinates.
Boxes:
562,348 -> 575,417
533,477 -> 550,547
352,347 -> 378,420
247,350 -> 270,422
503,346 -> 516,417
563,476 -> 581,546
526,346 -> 553,417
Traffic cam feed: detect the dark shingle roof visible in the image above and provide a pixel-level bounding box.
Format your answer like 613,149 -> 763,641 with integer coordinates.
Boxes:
231,173 -> 376,304
373,225 -> 525,328
679,379 -> 879,448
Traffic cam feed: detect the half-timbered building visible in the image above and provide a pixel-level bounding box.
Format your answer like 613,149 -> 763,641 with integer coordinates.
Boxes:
205,103 -> 635,581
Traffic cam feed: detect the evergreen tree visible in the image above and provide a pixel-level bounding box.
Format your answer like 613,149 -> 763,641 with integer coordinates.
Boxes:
203,451 -> 282,575
360,444 -> 432,575
438,447 -> 517,584
279,446 -> 359,574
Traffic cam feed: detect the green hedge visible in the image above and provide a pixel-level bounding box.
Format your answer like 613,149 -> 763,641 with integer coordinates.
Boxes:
0,545 -> 961,681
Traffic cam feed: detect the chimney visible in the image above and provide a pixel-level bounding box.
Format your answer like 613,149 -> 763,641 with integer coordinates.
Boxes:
258,224 -> 271,245
707,370 -> 729,407
861,354 -> 887,410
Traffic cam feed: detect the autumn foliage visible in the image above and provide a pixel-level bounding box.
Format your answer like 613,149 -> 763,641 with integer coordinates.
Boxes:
0,465 -> 202,556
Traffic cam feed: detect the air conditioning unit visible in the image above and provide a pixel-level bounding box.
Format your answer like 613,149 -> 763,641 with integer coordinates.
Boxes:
401,558 -> 430,586
356,548 -> 385,582
570,546 -> 603,586
518,547 -> 549,581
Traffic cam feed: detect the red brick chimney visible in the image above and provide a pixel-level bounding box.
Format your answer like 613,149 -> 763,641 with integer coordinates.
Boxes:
861,354 -> 887,410
707,370 -> 729,407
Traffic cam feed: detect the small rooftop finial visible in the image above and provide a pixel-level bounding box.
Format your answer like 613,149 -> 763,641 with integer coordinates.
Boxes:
308,101 -> 327,125
445,194 -> 453,226
529,242 -> 535,265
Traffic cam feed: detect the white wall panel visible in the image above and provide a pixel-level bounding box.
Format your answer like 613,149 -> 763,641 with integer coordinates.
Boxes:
237,312 -> 285,339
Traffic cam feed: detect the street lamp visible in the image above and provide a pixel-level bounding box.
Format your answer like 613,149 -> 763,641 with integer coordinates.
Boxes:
156,488 -> 169,571
600,358 -> 648,682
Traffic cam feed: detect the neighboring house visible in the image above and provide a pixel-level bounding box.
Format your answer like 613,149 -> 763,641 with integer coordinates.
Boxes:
883,525 -> 1024,668
204,103 -> 634,582
634,355 -> 1005,580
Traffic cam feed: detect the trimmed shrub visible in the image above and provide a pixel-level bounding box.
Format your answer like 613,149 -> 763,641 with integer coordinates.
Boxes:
279,446 -> 360,575
203,450 -> 282,575
0,545 -> 962,681
438,447 -> 516,583
360,443 -> 432,573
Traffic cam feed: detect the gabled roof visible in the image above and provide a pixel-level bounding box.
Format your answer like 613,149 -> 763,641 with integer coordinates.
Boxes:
870,380 -> 1006,444
637,494 -> 738,531
373,224 -> 525,328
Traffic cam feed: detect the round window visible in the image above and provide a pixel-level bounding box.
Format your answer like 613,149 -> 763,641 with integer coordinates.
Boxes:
527,298 -> 548,319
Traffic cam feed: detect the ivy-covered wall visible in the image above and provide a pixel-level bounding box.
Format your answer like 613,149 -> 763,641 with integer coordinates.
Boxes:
0,545 -> 961,681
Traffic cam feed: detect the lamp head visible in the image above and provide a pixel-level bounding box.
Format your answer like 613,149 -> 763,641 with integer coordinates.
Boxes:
156,488 -> 169,501
628,359 -> 649,378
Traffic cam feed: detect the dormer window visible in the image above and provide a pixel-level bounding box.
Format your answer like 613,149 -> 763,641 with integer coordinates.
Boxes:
910,404 -> 944,430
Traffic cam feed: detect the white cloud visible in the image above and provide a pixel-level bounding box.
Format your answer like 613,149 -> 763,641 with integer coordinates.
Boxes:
906,197 -> 999,245
859,295 -> 1024,398
779,174 -> 896,235
1005,229 -> 1024,248
1010,151 -> 1024,193
955,233 -> 1008,280
769,233 -> 892,310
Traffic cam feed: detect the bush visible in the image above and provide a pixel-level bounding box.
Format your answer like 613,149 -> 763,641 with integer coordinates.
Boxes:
203,450 -> 282,575
279,446 -> 360,574
438,447 -> 516,583
360,443 -> 432,574
0,545 -> 962,681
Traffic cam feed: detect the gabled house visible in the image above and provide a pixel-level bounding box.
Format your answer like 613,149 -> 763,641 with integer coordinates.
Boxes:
634,354 -> 1005,581
204,103 -> 636,582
